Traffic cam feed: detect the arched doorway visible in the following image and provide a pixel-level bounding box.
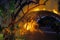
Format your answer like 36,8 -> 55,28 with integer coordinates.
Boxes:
18,10 -> 60,40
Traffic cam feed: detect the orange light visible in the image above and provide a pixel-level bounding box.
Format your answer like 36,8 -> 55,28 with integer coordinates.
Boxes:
24,20 -> 38,32
42,8 -> 46,10
32,8 -> 40,11
53,9 -> 58,14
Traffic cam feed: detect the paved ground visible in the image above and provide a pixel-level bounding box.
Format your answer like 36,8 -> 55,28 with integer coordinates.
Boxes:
25,31 -> 60,40
44,32 -> 60,40
24,27 -> 60,40
0,27 -> 60,40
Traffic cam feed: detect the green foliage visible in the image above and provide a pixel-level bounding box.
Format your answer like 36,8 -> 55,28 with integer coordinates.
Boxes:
0,34 -> 3,40
10,0 -> 15,13
0,5 -> 4,16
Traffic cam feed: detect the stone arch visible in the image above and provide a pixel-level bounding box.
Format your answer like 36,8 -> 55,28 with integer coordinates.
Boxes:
18,10 -> 60,29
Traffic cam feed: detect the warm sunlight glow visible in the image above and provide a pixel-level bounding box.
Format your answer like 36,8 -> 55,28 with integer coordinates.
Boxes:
24,20 -> 38,32
19,20 -> 44,36
53,9 -> 58,14
42,8 -> 46,10
32,8 -> 40,11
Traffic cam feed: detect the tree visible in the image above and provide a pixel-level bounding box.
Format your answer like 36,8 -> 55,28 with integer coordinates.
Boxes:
0,0 -> 49,40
